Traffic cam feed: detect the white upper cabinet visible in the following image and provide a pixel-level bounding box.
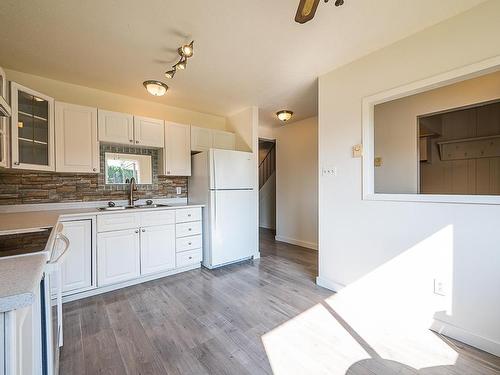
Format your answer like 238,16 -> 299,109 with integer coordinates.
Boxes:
55,102 -> 99,173
98,109 -> 134,145
10,83 -> 55,171
212,130 -> 236,150
164,122 -> 191,176
191,126 -> 212,152
191,126 -> 236,152
0,68 -> 8,168
133,116 -> 164,148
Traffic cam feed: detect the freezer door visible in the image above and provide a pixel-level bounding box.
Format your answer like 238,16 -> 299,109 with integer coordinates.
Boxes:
210,149 -> 254,190
209,190 -> 256,267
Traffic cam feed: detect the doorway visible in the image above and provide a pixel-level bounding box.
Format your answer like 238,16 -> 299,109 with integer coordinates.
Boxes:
258,139 -> 276,231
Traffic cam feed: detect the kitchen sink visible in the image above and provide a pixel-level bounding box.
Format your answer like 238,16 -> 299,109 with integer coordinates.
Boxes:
98,204 -> 170,211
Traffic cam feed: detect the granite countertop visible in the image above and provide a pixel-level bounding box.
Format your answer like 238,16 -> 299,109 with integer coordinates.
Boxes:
0,253 -> 48,313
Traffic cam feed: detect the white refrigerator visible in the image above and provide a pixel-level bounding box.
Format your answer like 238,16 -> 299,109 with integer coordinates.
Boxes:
189,149 -> 257,269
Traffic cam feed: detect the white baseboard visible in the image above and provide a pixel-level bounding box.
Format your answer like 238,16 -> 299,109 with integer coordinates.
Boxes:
315,276 -> 345,292
431,318 -> 500,357
275,235 -> 318,250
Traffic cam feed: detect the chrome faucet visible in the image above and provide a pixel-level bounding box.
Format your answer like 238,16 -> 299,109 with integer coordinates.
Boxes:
128,177 -> 138,206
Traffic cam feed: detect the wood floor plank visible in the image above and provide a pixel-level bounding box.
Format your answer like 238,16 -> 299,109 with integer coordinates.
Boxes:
59,228 -> 500,375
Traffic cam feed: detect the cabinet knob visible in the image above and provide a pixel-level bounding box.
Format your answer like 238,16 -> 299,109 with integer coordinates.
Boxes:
129,139 -> 133,143
167,171 -> 170,174
188,242 -> 192,245
188,228 -> 192,231
135,140 -> 139,144
13,161 -> 19,165
188,256 -> 193,259
188,214 -> 191,217
92,168 -> 97,172
142,228 -> 146,232
135,230 -> 139,233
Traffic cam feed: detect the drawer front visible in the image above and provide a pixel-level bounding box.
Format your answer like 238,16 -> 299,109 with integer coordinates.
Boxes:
176,235 -> 202,253
176,249 -> 202,268
176,208 -> 202,223
139,210 -> 175,227
176,221 -> 202,238
97,213 -> 139,232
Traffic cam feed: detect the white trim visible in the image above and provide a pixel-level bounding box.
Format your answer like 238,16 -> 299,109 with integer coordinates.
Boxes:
362,55 -> 500,205
61,263 -> 201,303
275,235 -> 318,250
431,318 -> 500,357
315,276 -> 345,292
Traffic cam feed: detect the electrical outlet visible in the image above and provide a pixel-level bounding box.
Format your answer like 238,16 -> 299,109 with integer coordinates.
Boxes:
434,278 -> 447,296
322,167 -> 337,177
176,187 -> 182,195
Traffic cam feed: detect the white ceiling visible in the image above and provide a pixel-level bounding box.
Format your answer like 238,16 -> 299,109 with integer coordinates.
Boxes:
0,0 -> 485,126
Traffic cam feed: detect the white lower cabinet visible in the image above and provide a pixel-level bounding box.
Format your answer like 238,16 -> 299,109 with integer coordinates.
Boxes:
60,220 -> 93,294
140,224 -> 176,275
97,229 -> 141,287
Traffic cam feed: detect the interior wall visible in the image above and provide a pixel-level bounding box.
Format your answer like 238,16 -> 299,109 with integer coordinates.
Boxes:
5,69 -> 226,130
260,117 -> 318,250
318,0 -> 500,356
374,70 -> 500,193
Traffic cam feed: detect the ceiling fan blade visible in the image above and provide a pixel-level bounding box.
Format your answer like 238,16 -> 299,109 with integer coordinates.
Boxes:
295,0 -> 320,24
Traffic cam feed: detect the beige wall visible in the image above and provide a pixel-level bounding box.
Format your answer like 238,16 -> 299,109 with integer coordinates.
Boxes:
260,117 -> 318,249
319,0 -> 500,356
5,69 -> 226,130
374,70 -> 500,193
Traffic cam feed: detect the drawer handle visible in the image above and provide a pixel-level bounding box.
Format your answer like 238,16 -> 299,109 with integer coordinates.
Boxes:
188,214 -> 191,217
188,242 -> 192,245
188,228 -> 192,231
188,256 -> 192,259
142,229 -> 146,232
135,230 -> 139,233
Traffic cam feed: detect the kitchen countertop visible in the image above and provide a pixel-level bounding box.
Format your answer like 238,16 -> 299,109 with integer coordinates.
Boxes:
0,203 -> 204,236
0,253 -> 48,312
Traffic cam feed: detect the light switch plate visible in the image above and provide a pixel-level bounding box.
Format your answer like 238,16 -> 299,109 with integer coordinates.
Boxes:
322,167 -> 337,177
352,144 -> 363,158
176,187 -> 182,195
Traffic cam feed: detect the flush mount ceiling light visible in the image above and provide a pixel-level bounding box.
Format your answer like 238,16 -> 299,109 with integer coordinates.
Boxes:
143,80 -> 169,96
178,41 -> 194,58
276,110 -> 293,122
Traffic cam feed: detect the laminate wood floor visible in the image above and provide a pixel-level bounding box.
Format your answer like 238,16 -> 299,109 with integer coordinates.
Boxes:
60,228 -> 500,375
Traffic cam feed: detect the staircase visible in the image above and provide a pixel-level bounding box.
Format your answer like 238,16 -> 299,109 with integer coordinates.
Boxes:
259,142 -> 275,189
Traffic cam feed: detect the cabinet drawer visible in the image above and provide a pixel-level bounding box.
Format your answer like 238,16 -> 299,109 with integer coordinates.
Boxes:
176,208 -> 202,223
176,249 -> 202,268
139,210 -> 175,227
176,221 -> 202,238
176,235 -> 202,253
97,213 -> 139,232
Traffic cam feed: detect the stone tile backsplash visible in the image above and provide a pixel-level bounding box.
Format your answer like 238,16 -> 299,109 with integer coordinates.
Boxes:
0,144 -> 188,205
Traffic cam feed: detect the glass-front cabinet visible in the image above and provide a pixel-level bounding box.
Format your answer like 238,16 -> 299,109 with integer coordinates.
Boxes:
11,82 -> 55,170
0,67 -> 7,168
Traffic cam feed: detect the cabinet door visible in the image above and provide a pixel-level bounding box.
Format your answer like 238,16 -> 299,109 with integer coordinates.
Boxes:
140,224 -> 176,275
97,229 -> 140,286
212,130 -> 236,150
55,102 -> 99,173
191,126 -> 212,152
60,220 -> 93,294
164,122 -> 191,176
134,116 -> 164,148
10,82 -> 55,171
0,117 -> 7,168
98,109 -> 134,145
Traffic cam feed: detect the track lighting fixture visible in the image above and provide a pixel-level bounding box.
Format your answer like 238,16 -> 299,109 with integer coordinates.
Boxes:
164,69 -> 176,79
179,41 -> 194,58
